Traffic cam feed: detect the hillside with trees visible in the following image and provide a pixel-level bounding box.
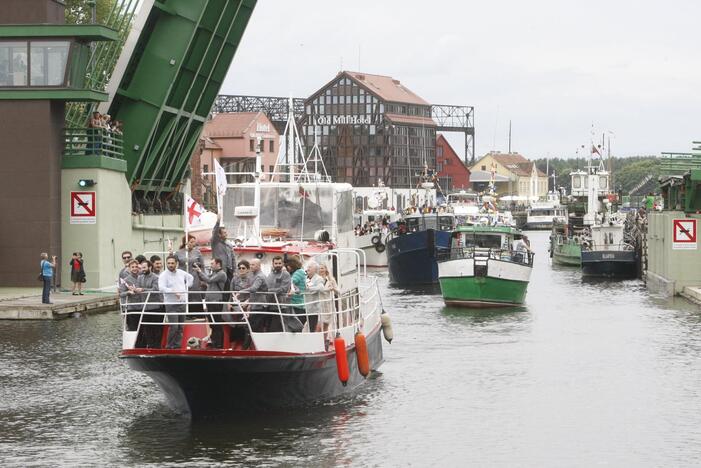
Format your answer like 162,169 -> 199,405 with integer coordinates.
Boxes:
533,156 -> 660,194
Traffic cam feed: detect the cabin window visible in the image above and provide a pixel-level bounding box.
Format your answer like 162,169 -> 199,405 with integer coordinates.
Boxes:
438,216 -> 454,231
464,234 -> 503,249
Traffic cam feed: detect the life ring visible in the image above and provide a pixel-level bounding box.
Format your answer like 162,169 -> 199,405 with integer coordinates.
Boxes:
371,235 -> 381,245
375,243 -> 386,253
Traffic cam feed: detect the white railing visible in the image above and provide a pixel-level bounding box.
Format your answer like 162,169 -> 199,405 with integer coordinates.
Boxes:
119,275 -> 382,350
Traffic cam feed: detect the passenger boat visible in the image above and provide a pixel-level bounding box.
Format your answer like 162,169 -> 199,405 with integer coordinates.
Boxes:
119,111 -> 391,417
437,225 -> 533,307
386,210 -> 456,285
353,209 -> 400,267
525,199 -> 567,230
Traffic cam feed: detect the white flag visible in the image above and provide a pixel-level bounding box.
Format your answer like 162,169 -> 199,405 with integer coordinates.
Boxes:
214,158 -> 227,197
185,195 -> 204,228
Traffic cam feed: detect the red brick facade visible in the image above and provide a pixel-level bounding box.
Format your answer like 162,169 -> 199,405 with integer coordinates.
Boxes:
436,134 -> 470,191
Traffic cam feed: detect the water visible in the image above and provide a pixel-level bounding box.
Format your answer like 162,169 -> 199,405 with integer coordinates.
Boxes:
2,231 -> 701,466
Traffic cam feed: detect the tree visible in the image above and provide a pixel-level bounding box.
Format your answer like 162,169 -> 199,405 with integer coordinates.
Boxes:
65,0 -> 116,25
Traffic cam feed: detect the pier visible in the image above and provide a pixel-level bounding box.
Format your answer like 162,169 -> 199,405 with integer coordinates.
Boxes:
0,289 -> 118,320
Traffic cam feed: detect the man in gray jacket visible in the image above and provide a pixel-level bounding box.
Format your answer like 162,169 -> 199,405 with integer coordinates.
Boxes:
265,255 -> 293,332
194,258 -> 228,348
136,260 -> 162,348
236,258 -> 268,344
212,214 -> 235,283
119,259 -> 141,332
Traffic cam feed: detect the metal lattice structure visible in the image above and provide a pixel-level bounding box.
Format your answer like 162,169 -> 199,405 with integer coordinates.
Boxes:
212,95 -> 305,134
104,0 -> 257,209
431,104 -> 475,164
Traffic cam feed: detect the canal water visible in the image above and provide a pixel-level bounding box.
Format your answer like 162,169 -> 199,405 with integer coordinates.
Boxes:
2,231 -> 701,466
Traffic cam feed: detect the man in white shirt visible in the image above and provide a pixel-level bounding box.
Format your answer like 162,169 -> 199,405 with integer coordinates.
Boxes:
158,255 -> 194,349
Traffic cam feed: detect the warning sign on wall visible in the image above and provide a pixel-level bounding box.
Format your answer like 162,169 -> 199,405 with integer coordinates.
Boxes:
70,191 -> 96,224
672,219 -> 697,250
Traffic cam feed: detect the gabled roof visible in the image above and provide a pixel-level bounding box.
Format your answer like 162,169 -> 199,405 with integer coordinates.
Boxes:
204,112 -> 273,138
437,134 -> 470,171
344,71 -> 430,105
472,152 -> 546,177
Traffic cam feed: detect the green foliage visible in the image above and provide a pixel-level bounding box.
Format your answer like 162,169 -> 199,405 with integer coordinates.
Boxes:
65,0 -> 116,25
534,156 -> 660,194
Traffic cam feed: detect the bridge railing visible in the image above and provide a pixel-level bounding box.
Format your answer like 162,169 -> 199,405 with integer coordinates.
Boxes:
63,128 -> 124,159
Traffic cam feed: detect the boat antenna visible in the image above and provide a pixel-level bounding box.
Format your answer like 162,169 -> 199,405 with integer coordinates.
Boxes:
508,119 -> 512,153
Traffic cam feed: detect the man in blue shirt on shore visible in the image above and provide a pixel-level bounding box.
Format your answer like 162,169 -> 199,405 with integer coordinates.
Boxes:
40,252 -> 57,304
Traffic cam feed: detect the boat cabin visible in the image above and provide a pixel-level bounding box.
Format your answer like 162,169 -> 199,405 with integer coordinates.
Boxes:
403,212 -> 455,233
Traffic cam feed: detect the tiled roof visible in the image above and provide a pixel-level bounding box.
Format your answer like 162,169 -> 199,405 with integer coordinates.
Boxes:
204,112 -> 261,138
385,113 -> 436,126
345,71 -> 430,105
472,152 -> 547,177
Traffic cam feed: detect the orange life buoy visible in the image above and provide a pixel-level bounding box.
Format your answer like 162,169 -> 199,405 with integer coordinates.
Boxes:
355,331 -> 370,377
334,334 -> 349,386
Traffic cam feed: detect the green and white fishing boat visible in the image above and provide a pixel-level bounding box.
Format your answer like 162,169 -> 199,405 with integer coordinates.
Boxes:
437,225 -> 534,307
550,221 -> 582,266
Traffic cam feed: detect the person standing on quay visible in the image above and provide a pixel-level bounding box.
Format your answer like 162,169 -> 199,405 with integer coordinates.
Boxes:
69,252 -> 85,295
158,255 -> 193,349
40,253 -> 56,304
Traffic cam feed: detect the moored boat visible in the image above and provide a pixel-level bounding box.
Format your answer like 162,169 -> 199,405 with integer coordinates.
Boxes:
550,220 -> 583,266
437,225 -> 533,307
386,210 -> 455,285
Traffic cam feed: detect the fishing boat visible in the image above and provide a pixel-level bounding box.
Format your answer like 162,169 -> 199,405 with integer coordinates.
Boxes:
118,105 -> 392,417
386,209 -> 456,285
437,225 -> 533,307
550,219 -> 583,266
574,146 -> 637,278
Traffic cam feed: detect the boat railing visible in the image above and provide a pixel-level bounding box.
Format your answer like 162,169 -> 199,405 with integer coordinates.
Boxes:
583,241 -> 635,252
119,275 -> 382,350
437,247 -> 534,266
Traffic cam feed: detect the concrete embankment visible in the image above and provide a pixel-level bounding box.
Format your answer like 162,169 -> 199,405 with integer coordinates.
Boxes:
0,290 -> 118,320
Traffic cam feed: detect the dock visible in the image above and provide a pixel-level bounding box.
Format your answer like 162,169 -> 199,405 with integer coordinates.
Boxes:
0,290 -> 118,320
681,287 -> 701,306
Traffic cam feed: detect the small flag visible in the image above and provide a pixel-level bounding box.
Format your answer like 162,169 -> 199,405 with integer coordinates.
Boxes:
186,195 -> 204,228
213,159 -> 227,197
592,145 -> 601,156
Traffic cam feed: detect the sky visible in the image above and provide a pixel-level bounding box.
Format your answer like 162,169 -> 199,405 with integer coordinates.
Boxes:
221,0 -> 701,160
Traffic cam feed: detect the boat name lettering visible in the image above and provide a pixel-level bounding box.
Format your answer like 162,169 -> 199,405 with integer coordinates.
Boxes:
602,254 -> 615,259
315,115 -> 371,125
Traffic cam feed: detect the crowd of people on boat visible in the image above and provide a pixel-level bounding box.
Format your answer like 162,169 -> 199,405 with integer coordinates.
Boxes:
354,216 -> 392,236
118,217 -> 342,350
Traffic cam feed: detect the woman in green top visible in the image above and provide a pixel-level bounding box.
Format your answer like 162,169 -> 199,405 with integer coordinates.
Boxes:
286,256 -> 308,327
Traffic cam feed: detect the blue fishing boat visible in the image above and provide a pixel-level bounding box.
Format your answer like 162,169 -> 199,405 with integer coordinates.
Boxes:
387,211 -> 455,285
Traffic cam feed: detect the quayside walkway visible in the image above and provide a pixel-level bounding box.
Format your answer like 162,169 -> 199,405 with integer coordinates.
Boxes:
0,289 -> 118,320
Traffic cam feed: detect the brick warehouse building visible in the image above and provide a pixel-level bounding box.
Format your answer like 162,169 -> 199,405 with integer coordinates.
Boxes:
300,71 -> 436,188
436,134 -> 471,191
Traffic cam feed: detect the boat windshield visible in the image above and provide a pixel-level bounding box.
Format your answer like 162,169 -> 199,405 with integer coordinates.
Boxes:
224,184 -> 341,239
463,233 -> 504,249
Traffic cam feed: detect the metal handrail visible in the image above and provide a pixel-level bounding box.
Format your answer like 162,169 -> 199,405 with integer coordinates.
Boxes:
63,127 -> 124,159
436,247 -> 535,266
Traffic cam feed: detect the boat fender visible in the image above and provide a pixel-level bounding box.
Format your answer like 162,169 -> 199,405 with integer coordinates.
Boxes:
334,333 -> 350,386
355,332 -> 370,377
374,242 -> 386,253
380,312 -> 393,344
371,235 -> 381,245
255,252 -> 264,259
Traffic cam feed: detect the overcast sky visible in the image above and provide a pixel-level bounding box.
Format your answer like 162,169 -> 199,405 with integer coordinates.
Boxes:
221,0 -> 701,160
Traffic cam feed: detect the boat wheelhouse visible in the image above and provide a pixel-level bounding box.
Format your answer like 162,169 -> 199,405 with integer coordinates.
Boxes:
525,200 -> 567,230
386,210 -> 455,285
437,225 -> 534,307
